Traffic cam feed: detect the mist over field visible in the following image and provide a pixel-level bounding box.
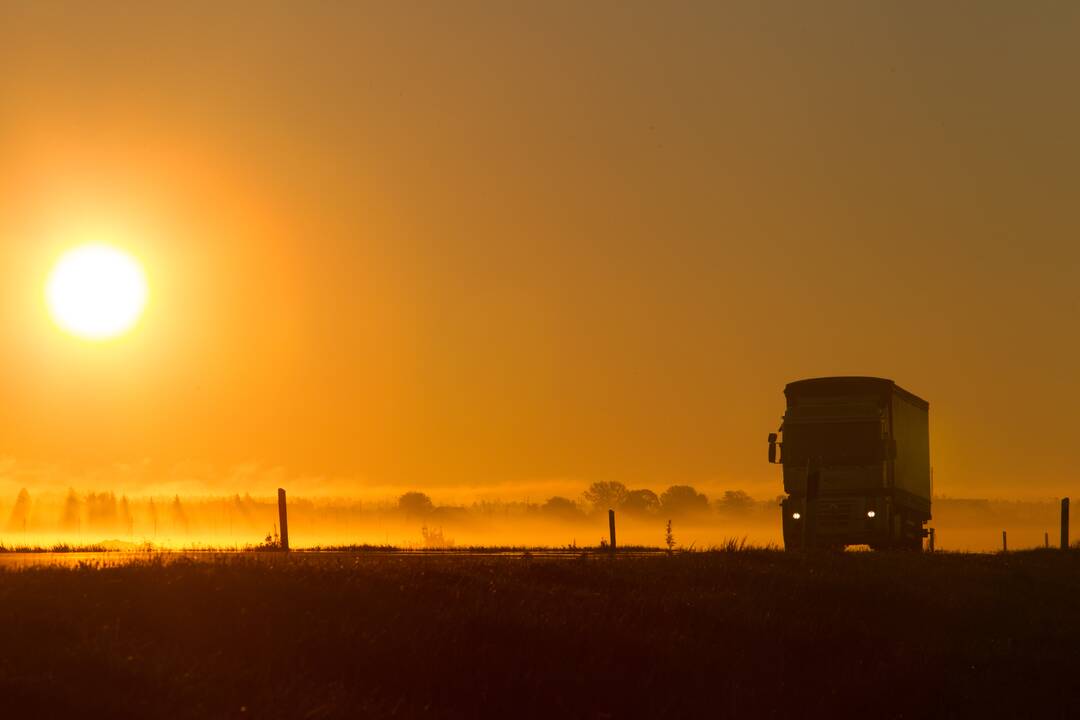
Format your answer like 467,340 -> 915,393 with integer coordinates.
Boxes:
0,476 -> 1065,553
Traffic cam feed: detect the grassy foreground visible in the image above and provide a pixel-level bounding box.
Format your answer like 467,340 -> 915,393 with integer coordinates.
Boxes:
1,550 -> 1078,718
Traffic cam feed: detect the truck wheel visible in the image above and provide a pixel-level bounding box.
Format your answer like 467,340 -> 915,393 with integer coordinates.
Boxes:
901,523 -> 923,551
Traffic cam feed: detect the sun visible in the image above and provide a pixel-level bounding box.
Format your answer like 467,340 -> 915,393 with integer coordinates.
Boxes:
46,244 -> 149,340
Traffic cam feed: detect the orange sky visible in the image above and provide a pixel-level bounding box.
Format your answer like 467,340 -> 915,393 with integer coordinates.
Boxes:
1,2 -> 1079,500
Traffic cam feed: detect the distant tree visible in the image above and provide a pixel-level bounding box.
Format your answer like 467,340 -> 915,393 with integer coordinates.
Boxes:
86,492 -> 118,531
659,485 -> 710,516
5,488 -> 31,533
717,490 -> 755,514
583,481 -> 629,513
399,491 -> 435,517
60,489 -> 81,533
541,496 -> 583,520
622,489 -> 661,516
171,495 -> 189,534
665,519 -> 676,553
119,496 -> 134,536
233,493 -> 255,523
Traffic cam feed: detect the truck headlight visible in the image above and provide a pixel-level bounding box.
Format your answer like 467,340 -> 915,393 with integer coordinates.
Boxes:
866,510 -> 876,518
792,512 -> 801,520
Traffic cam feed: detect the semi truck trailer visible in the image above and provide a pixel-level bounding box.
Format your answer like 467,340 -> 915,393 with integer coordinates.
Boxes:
768,377 -> 931,550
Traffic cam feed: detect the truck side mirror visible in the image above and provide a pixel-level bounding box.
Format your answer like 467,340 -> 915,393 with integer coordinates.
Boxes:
768,433 -> 778,464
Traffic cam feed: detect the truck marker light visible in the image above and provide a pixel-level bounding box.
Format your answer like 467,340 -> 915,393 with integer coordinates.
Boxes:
866,510 -> 876,518
792,512 -> 801,520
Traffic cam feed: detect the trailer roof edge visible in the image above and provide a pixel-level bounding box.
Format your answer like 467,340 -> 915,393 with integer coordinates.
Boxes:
784,376 -> 929,410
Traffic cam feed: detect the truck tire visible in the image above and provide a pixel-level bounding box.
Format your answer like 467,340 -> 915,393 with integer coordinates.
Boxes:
899,513 -> 923,551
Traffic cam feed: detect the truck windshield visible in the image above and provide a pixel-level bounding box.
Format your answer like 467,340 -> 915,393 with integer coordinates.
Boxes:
782,421 -> 883,464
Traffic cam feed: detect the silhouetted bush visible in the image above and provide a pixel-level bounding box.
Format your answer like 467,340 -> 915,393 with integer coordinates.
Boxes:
540,496 -> 583,520
623,489 -> 661,516
398,491 -> 435,517
659,485 -> 710,516
583,481 -> 629,514
717,489 -> 755,515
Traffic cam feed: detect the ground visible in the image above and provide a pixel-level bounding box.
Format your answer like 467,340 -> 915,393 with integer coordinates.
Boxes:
0,549 -> 1077,718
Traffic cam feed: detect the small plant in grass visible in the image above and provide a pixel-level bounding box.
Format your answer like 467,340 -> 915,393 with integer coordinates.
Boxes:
258,525 -> 281,550
421,525 -> 454,549
665,519 -> 675,554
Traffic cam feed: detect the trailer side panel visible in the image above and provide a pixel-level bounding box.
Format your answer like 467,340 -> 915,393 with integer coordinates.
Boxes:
890,392 -> 931,518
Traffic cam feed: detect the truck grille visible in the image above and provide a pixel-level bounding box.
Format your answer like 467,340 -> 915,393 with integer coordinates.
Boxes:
818,499 -> 855,529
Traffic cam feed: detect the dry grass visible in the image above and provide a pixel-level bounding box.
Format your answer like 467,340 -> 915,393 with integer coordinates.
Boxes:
0,549 -> 1078,718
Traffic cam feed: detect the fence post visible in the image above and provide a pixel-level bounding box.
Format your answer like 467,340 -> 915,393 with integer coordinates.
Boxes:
1002,530 -> 1007,553
278,488 -> 290,551
928,527 -> 935,553
1062,498 -> 1070,550
608,509 -> 616,554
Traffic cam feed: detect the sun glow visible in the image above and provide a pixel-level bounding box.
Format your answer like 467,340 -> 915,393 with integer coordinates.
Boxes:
46,244 -> 148,340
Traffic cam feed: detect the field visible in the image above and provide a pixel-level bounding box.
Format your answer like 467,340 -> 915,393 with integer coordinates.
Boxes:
1,549 -> 1079,718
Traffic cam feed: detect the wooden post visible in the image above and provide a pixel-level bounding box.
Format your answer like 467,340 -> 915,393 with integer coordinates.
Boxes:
928,527 -> 935,553
1061,498 -> 1070,550
608,509 -> 616,554
1002,530 -> 1007,553
278,488 -> 290,551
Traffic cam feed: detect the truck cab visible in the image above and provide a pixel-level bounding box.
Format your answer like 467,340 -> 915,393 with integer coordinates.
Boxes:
769,377 -> 930,550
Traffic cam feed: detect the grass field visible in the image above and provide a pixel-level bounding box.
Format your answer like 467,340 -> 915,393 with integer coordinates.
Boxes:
1,549 -> 1078,718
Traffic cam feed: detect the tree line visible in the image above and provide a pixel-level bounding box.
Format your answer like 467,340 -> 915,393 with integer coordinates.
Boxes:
399,482 -> 764,520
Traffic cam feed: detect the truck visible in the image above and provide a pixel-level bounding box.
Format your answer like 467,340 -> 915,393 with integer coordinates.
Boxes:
767,377 -> 931,550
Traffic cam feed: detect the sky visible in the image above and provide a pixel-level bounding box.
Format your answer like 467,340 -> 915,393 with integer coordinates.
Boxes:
1,1 -> 1079,501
